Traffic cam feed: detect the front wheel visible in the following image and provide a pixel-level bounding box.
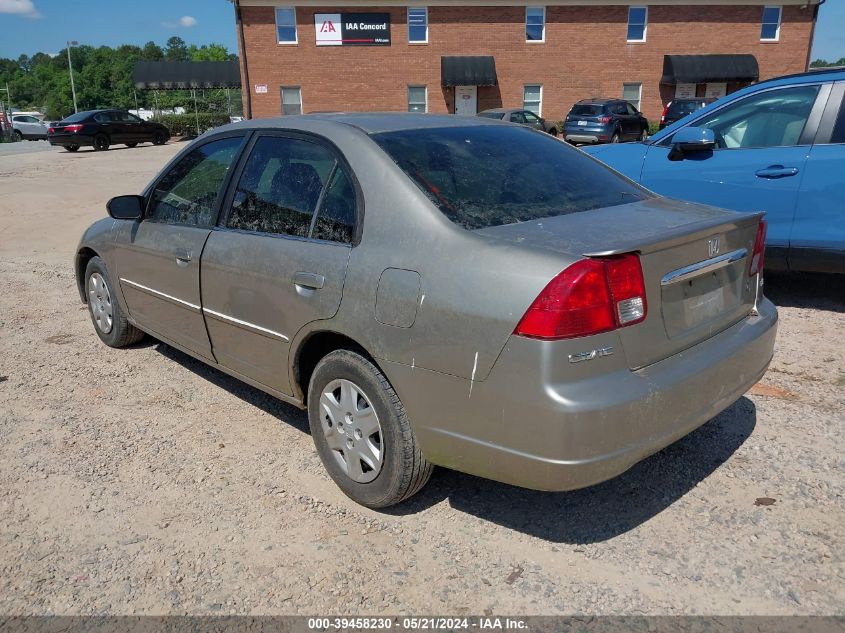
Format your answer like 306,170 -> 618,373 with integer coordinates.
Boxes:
152,131 -> 168,145
85,256 -> 144,348
93,134 -> 110,151
638,128 -> 649,141
548,128 -> 559,137
308,349 -> 432,508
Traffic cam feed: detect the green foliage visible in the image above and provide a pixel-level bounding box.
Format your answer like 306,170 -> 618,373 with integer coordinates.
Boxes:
810,57 -> 845,68
151,112 -> 232,137
0,40 -> 241,121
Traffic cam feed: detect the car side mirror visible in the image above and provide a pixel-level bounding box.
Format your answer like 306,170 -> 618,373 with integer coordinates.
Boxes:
107,194 -> 144,220
668,127 -> 716,161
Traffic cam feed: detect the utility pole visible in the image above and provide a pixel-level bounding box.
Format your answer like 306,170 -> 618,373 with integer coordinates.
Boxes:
67,41 -> 78,113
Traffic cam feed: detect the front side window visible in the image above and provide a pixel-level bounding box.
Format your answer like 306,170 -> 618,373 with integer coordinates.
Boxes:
526,6 -> 545,42
408,86 -> 427,112
408,7 -> 428,43
148,136 -> 243,227
523,84 -> 542,115
627,6 -> 647,42
623,83 -> 642,110
373,125 -> 651,231
281,86 -> 302,115
276,7 -> 297,44
761,6 -> 781,41
691,85 -> 820,149
226,135 -> 356,244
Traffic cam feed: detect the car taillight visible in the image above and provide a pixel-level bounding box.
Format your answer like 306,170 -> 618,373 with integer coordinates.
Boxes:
48,127 -> 55,134
660,105 -> 669,124
65,124 -> 83,133
748,220 -> 767,277
599,116 -> 612,124
514,254 -> 647,340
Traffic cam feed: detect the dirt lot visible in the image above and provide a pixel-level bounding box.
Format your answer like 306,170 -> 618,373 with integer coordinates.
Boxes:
0,141 -> 843,616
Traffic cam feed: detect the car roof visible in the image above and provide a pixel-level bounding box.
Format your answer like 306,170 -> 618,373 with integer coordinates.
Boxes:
216,112 -> 508,136
575,98 -> 619,105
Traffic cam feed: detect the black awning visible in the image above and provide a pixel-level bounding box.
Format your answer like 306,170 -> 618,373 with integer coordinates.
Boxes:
133,61 -> 241,90
661,54 -> 759,85
441,56 -> 497,87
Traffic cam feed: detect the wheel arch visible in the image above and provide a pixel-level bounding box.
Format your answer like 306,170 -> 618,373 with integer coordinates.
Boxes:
75,247 -> 99,303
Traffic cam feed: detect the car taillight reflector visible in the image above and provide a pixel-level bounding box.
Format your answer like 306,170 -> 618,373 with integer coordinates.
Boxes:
65,124 -> 83,133
514,254 -> 647,340
660,105 -> 669,124
599,116 -> 612,124
748,219 -> 767,277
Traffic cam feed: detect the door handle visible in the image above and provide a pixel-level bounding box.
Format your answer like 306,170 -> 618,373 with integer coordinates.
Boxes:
175,249 -> 192,266
293,271 -> 325,290
755,165 -> 799,179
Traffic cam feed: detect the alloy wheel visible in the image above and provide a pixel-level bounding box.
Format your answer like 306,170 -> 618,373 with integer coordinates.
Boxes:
88,272 -> 113,334
319,378 -> 384,483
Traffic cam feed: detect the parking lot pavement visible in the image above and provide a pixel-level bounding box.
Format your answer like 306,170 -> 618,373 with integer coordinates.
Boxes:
0,144 -> 842,616
0,139 -> 56,157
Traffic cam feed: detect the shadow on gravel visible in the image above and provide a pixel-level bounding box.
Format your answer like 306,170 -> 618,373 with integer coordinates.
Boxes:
154,343 -> 310,433
388,397 -> 757,543
764,272 -> 844,312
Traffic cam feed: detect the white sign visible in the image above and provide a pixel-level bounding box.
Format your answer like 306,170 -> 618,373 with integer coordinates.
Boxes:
315,13 -> 342,46
675,83 -> 696,99
254,84 -> 268,94
705,82 -> 727,99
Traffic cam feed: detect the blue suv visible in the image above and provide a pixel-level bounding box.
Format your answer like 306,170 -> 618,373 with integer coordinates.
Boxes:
583,69 -> 845,274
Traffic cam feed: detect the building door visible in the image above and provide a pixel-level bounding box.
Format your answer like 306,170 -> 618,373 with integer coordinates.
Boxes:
454,86 -> 477,116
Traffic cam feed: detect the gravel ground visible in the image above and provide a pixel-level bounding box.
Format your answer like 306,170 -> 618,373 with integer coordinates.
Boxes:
0,142 -> 843,616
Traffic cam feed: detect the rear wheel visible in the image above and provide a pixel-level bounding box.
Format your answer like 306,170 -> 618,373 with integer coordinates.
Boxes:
308,349 -> 432,508
13,130 -> 22,142
84,256 -> 144,348
638,127 -> 649,141
93,134 -> 110,151
125,142 -> 138,148
65,145 -> 79,152
610,132 -> 621,143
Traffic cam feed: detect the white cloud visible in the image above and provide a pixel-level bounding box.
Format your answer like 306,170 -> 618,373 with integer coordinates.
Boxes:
162,15 -> 197,28
0,0 -> 41,18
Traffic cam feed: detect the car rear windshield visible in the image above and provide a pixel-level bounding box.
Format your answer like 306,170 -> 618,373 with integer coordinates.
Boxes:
667,101 -> 703,117
570,104 -> 603,116
477,111 -> 505,120
61,111 -> 92,123
371,125 -> 652,230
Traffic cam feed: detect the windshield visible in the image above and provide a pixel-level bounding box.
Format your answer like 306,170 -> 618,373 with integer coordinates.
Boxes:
372,125 -> 652,230
570,104 -> 603,117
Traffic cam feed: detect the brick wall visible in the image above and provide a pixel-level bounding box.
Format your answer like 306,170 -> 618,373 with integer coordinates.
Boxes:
240,4 -> 815,123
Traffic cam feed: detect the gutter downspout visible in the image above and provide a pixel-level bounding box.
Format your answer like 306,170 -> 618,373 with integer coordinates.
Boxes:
234,0 -> 252,119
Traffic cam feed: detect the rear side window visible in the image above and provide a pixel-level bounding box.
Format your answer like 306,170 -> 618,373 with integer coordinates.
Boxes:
227,135 -> 356,244
148,136 -> 243,227
831,95 -> 845,144
372,125 -> 651,230
570,104 -> 602,117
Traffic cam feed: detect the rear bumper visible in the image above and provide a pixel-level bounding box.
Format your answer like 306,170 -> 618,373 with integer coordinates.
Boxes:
49,134 -> 93,147
387,298 -> 778,491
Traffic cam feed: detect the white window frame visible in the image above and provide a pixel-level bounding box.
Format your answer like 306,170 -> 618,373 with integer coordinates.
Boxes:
523,84 -> 543,116
408,6 -> 428,44
275,6 -> 298,45
627,5 -> 648,43
525,6 -> 545,43
408,85 -> 428,112
281,86 -> 302,115
622,82 -> 642,111
760,5 -> 782,42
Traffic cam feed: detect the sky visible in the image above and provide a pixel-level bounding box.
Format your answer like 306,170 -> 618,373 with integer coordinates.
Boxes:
0,0 -> 842,61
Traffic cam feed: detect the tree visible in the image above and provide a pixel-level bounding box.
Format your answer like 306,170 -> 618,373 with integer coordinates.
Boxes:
188,43 -> 235,62
165,36 -> 188,62
141,41 -> 164,61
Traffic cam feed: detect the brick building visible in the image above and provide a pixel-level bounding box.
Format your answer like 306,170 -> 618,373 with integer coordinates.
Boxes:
232,1 -> 822,123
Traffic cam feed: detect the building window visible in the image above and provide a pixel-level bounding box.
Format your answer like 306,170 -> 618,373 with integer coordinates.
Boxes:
408,86 -> 427,112
523,84 -> 542,115
281,86 -> 302,115
761,6 -> 781,41
623,82 -> 642,110
627,6 -> 647,42
275,7 -> 297,44
408,7 -> 428,43
526,6 -> 545,42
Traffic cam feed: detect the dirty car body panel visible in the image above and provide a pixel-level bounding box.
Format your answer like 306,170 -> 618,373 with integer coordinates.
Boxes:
76,113 -> 777,498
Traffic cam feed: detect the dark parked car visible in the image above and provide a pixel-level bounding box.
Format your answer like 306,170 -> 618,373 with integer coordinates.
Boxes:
477,108 -> 559,136
659,98 -> 715,130
48,109 -> 169,152
75,113 -> 776,507
564,99 -> 649,145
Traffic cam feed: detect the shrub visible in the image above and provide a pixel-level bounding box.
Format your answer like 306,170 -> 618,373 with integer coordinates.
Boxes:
150,113 -> 231,137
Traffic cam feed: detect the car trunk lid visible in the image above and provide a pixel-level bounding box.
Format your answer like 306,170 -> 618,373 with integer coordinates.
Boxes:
476,197 -> 763,370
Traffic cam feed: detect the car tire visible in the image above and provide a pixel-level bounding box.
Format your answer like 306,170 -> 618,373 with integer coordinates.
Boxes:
13,130 -> 22,142
125,142 -> 138,148
93,134 -> 110,151
152,131 -> 168,146
308,349 -> 433,508
84,256 -> 144,348
610,132 -> 621,143
548,128 -> 559,137
65,145 -> 80,152
638,128 -> 649,141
